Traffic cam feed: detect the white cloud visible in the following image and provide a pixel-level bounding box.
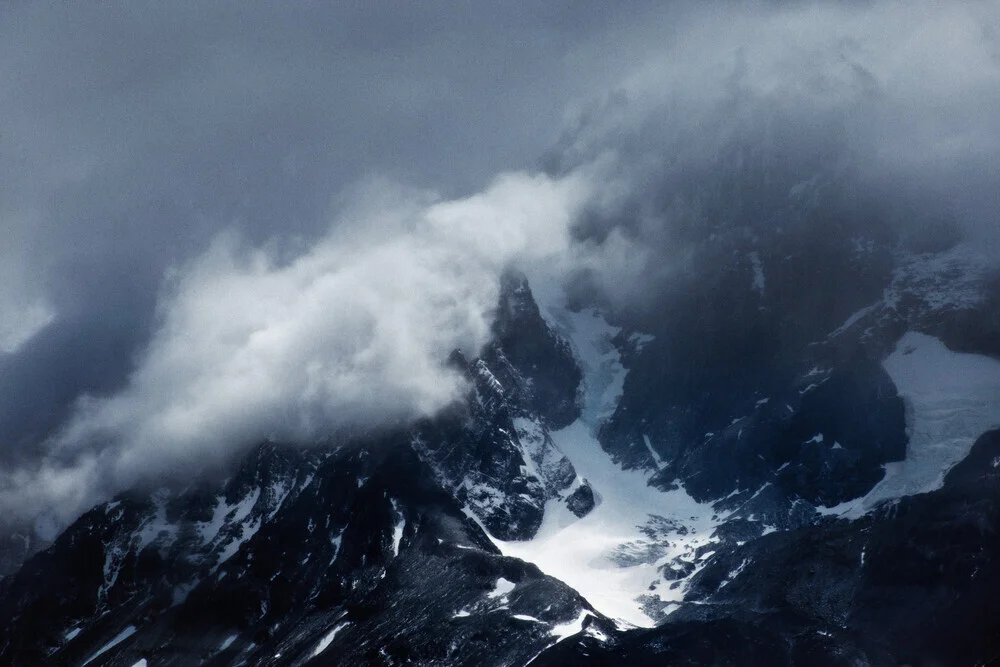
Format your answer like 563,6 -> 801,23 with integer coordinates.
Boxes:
557,3 -> 1000,168
0,169 -> 596,522
546,1 -> 1000,277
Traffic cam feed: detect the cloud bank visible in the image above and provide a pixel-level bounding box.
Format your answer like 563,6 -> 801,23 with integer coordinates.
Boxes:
2,1 -> 999,525
0,171 -> 598,524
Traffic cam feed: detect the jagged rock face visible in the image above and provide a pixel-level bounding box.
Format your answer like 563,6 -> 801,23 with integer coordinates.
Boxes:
600,205 -> 899,491
0,439 -> 603,667
656,355 -> 907,507
0,444 -> 324,665
0,533 -> 46,581
598,186 -> 997,525
410,271 -> 587,542
484,270 -> 583,431
0,215 -> 999,666
543,430 -> 1000,666
0,277 -> 599,666
889,249 -> 1000,359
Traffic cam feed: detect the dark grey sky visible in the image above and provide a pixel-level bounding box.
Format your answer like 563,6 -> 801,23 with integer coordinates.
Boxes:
1,1 -> 998,525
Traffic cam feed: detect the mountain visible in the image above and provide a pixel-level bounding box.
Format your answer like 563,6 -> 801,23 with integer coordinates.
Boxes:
1,193 -> 999,665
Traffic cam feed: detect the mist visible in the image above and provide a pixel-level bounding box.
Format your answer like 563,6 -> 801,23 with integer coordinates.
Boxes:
2,1 -> 999,526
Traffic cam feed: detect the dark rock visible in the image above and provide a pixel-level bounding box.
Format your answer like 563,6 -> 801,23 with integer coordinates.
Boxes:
565,482 -> 596,518
484,269 -> 582,429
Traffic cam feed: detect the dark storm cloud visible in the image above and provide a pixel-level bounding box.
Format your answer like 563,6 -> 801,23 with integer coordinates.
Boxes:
545,2 -> 1000,303
2,1 -> 999,525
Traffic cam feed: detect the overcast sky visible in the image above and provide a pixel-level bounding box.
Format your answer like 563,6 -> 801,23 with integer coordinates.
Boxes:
2,1 -> 999,526
0,1 -> 652,446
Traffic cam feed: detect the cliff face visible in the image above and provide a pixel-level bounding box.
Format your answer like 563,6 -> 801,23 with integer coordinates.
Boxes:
2,219 -> 999,666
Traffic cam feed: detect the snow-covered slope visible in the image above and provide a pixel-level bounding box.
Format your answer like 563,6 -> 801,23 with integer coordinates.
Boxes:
822,331 -> 1000,517
498,420 -> 720,627
492,305 -> 720,627
1,233 -> 999,665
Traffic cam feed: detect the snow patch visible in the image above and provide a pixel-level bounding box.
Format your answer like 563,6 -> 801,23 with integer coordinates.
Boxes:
171,581 -> 197,607
196,487 -> 265,573
81,626 -> 136,665
266,479 -> 294,520
218,634 -> 238,651
214,519 -> 262,570
329,530 -> 343,565
719,557 -> 751,589
628,332 -> 655,352
311,622 -> 349,658
549,610 -> 591,642
829,303 -> 877,338
512,614 -> 544,623
820,332 -> 1000,518
98,545 -> 125,605
490,306 -> 723,627
488,577 -> 516,599
642,435 -> 665,470
541,306 -> 628,425
197,497 -> 231,545
390,500 -> 405,557
138,491 -> 178,550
